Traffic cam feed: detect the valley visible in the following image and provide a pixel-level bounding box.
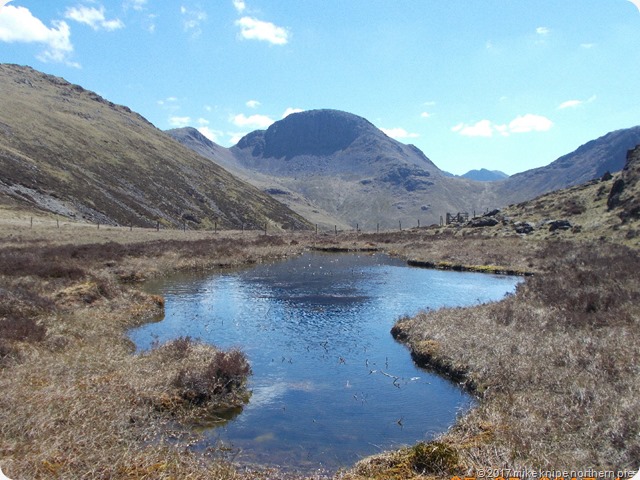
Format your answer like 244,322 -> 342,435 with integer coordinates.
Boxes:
0,63 -> 639,479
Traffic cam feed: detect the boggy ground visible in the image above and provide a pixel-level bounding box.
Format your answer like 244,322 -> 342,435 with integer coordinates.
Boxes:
0,218 -> 638,479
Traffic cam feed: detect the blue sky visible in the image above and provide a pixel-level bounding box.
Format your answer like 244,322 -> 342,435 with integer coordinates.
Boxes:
0,0 -> 639,175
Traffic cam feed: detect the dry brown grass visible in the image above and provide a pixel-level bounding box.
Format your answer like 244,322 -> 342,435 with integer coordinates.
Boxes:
1,216 -> 638,479
0,222 -> 312,479
384,241 -> 640,477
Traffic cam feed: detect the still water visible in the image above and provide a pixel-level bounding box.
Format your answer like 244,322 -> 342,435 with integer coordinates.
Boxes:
129,252 -> 520,472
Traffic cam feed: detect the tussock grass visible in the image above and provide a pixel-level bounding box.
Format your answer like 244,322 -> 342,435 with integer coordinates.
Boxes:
2,217 -> 638,479
0,228 -> 308,479
386,241 -> 640,476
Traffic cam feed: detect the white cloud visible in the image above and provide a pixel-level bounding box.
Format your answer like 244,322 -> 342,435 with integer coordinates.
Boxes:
197,117 -> 209,125
231,113 -> 274,128
235,16 -> 288,45
452,115 -> 553,137
181,5 -> 207,36
125,0 -> 148,11
381,127 -> 420,139
420,112 -> 431,119
282,107 -> 303,118
558,95 -> 596,110
452,120 -> 494,137
0,4 -> 77,66
558,99 -> 582,110
169,116 -> 192,127
157,96 -> 180,111
232,0 -> 246,13
508,114 -> 553,133
65,5 -> 124,31
197,126 -> 223,142
246,99 -> 261,109
581,43 -> 596,49
536,26 -> 550,36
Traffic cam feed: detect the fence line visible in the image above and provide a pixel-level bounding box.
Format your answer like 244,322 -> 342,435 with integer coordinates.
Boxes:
15,208 -> 497,237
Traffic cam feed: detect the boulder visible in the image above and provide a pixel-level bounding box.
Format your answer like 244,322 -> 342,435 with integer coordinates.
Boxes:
548,219 -> 572,232
468,217 -> 499,228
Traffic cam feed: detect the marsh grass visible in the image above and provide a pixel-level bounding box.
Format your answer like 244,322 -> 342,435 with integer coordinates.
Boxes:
1,219 -> 638,479
386,241 -> 640,476
0,229 -> 309,479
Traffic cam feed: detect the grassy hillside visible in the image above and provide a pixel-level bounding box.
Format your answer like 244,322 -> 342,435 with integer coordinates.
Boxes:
0,64 -> 311,231
425,145 -> 640,248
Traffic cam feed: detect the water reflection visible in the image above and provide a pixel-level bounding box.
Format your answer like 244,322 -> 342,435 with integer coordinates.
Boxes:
130,252 -> 521,472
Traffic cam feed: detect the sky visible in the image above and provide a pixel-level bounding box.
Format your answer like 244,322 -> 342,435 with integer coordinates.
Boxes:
0,1 -> 639,175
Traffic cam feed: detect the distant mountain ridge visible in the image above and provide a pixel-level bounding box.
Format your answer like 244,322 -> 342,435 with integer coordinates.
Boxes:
497,126 -> 640,204
0,64 -> 310,230
173,110 -> 499,229
171,110 -> 640,230
461,169 -> 509,182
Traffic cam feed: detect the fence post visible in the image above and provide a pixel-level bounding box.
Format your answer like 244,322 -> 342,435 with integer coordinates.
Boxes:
156,220 -> 159,232
130,222 -> 133,231
264,222 -> 267,235
399,220 -> 402,231
214,222 -> 217,234
57,219 -> 60,229
30,217 -> 33,228
334,225 -> 337,236
242,222 -> 244,233
97,222 -> 100,230
377,223 -> 379,234
315,224 -> 318,235
183,220 -> 186,232
418,219 -> 420,228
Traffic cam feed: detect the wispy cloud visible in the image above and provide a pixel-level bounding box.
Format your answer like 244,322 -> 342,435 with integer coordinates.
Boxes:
169,116 -> 192,127
536,26 -> 550,36
508,114 -> 553,133
558,95 -> 597,110
65,5 -> 124,31
181,5 -> 207,37
246,99 -> 261,109
420,112 -> 432,119
452,114 -> 553,137
157,96 -> 180,112
381,127 -> 420,140
232,0 -> 246,13
231,113 -> 274,128
125,0 -> 148,12
235,16 -> 288,45
452,120 -> 494,138
0,3 -> 78,66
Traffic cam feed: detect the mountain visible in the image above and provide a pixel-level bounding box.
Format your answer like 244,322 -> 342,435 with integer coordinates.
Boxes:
453,145 -> 640,246
461,169 -> 509,182
170,111 -> 640,231
224,109 -> 498,229
0,64 -> 310,230
497,126 -> 640,204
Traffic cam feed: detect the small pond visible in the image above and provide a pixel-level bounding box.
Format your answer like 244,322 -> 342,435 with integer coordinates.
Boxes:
129,252 -> 521,473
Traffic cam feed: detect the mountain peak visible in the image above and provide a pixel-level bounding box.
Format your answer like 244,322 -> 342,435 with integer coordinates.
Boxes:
238,109 -> 379,159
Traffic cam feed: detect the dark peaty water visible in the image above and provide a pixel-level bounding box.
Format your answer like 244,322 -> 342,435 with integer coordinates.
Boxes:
129,252 -> 520,473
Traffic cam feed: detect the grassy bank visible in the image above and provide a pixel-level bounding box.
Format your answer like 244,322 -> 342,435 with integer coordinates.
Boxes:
1,220 -> 638,478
